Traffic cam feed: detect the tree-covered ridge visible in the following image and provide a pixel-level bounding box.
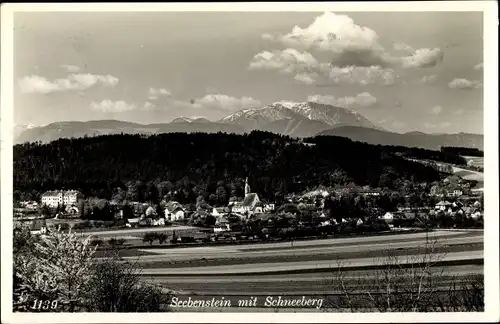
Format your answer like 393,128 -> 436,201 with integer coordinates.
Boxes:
440,146 -> 484,157
14,131 -> 452,203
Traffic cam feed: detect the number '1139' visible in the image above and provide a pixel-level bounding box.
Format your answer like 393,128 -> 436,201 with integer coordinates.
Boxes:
31,299 -> 58,311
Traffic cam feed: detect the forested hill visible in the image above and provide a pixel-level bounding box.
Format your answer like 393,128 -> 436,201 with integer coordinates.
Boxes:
14,131 -> 459,203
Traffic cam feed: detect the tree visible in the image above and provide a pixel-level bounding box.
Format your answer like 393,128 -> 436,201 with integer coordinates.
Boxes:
215,186 -> 227,205
14,227 -> 97,312
111,187 -> 126,204
156,233 -> 168,245
13,227 -> 170,312
41,204 -> 52,217
204,215 -> 217,227
156,181 -> 171,199
142,232 -> 157,245
122,204 -> 134,220
83,251 -> 170,312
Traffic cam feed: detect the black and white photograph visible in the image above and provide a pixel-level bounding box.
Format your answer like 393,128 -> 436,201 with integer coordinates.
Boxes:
1,2 -> 498,323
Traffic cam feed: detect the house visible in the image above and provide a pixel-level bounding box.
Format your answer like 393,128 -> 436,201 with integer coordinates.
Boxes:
214,216 -> 230,232
165,201 -> 185,221
20,201 -> 39,210
359,189 -> 381,196
471,211 -> 483,219
435,200 -> 452,211
228,196 -> 243,207
254,201 -> 264,214
448,189 -> 463,197
125,217 -> 141,228
152,218 -> 166,226
381,212 -> 394,224
41,190 -> 84,208
264,203 -> 275,212
212,207 -> 226,217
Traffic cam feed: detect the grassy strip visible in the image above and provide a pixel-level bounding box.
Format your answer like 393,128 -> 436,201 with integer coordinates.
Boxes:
133,242 -> 483,269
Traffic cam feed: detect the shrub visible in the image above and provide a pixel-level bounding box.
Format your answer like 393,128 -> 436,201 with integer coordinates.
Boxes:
156,233 -> 168,245
83,251 -> 171,312
13,229 -> 171,312
142,232 -> 157,245
14,227 -> 97,312
90,238 -> 104,246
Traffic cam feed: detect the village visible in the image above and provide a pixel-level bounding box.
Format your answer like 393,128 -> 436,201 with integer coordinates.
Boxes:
14,171 -> 484,247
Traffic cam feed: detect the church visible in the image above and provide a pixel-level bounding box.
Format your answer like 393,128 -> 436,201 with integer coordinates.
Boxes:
229,177 -> 262,215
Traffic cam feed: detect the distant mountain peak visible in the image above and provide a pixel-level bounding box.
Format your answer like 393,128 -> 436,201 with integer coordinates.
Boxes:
221,100 -> 381,131
170,117 -> 194,123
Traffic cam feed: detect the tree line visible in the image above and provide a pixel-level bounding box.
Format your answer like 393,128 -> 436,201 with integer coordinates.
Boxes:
440,146 -> 484,157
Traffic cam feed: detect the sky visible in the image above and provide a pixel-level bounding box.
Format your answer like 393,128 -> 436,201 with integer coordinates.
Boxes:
14,11 -> 484,134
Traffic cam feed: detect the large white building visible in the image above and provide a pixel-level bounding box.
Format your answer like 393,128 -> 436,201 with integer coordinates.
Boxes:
41,190 -> 84,208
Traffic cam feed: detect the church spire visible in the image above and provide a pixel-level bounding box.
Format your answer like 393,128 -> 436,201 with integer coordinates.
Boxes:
245,177 -> 250,197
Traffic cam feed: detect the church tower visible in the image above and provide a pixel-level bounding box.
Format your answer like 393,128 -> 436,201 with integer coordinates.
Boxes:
244,177 -> 251,197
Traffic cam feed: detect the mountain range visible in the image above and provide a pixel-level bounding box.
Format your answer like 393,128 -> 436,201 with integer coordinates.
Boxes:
15,101 -> 483,150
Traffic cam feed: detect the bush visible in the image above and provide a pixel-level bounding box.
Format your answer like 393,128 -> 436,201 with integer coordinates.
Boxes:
142,232 -> 157,245
156,233 -> 168,245
83,251 -> 171,312
90,238 -> 104,246
14,227 -> 97,312
13,229 -> 171,312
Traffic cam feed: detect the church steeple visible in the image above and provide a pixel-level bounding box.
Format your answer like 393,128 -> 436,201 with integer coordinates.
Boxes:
245,177 -> 250,197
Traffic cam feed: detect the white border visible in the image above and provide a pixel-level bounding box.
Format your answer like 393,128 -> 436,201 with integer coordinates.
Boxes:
1,2 -> 498,323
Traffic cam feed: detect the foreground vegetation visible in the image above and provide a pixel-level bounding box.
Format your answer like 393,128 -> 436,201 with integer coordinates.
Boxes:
13,225 -> 170,312
324,238 -> 484,312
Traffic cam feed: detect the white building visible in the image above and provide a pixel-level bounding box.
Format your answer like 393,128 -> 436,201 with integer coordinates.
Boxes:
41,190 -> 84,208
164,201 -> 186,221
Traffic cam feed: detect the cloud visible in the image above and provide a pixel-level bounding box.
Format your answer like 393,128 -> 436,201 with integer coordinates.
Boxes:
401,48 -> 444,68
424,122 -> 436,129
326,65 -> 397,86
430,105 -> 443,115
18,73 -> 119,94
393,41 -> 414,53
188,94 -> 261,111
258,12 -> 444,70
440,121 -> 451,128
142,101 -> 156,111
294,72 -> 319,85
60,64 -> 81,73
90,100 -> 136,113
419,75 -> 437,84
453,108 -> 465,115
308,92 -> 377,109
248,49 -> 319,74
266,12 -> 387,67
474,62 -> 483,70
148,87 -> 172,100
448,78 -> 482,89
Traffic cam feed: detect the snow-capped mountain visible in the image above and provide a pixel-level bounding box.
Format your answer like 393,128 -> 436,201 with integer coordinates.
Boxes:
220,101 -> 383,135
